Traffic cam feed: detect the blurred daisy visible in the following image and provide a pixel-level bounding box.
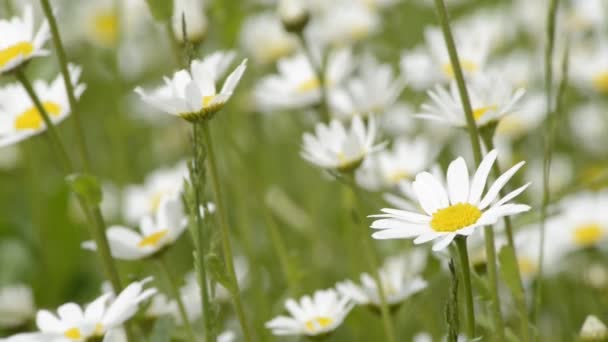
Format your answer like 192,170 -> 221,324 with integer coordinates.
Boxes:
265,288 -> 353,337
551,191 -> 608,250
35,278 -> 156,341
336,250 -> 428,307
240,13 -> 297,65
580,315 -> 608,341
308,1 -> 380,46
417,74 -> 525,128
370,150 -> 531,251
571,42 -> 608,94
0,5 -> 49,74
215,256 -> 249,302
123,161 -> 188,224
254,48 -> 353,112
566,0 -> 607,33
172,0 -> 207,43
0,64 -> 85,147
83,194 -> 188,260
569,103 -> 608,156
0,284 -> 35,329
301,115 -> 384,173
135,51 -> 247,122
330,53 -> 406,120
495,92 -> 546,141
146,272 -> 200,324
277,0 -> 310,33
356,137 -> 436,191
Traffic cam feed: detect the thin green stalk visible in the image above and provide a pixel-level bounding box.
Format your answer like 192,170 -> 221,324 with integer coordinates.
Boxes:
201,120 -> 253,342
38,0 -> 91,171
191,122 -> 216,342
157,256 -> 198,342
296,33 -> 330,123
455,237 -> 475,338
482,226 -> 505,341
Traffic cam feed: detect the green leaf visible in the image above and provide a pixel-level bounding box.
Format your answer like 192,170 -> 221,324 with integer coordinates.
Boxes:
149,316 -> 174,342
66,173 -> 102,205
498,245 -> 524,300
471,271 -> 492,302
206,253 -> 235,294
145,0 -> 174,22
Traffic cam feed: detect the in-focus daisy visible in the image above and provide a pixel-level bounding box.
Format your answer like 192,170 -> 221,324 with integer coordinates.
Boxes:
265,288 -> 354,337
417,74 -> 525,128
0,5 -> 49,74
0,284 -> 35,329
240,13 -> 297,65
135,51 -> 246,122
356,137 -> 436,191
83,194 -> 188,260
35,278 -> 156,341
337,250 -> 428,307
370,150 -> 531,251
123,161 -> 188,224
0,65 -> 85,147
330,53 -> 406,120
301,115 -> 384,172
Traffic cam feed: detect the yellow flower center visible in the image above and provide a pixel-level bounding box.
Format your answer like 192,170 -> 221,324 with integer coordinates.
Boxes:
0,41 -> 34,68
262,43 -> 294,64
574,223 -> 604,247
518,257 -> 537,276
202,95 -> 216,107
64,327 -> 82,340
138,229 -> 169,248
94,323 -> 104,336
92,11 -> 118,46
387,170 -> 410,184
350,25 -> 370,41
14,102 -> 62,131
304,316 -> 334,332
472,105 -> 497,121
496,117 -> 525,136
442,59 -> 478,79
592,71 -> 608,93
296,78 -> 321,93
430,203 -> 482,232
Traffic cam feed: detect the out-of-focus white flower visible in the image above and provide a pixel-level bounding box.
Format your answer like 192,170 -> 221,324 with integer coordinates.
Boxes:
0,284 -> 35,328
0,5 -> 49,74
83,195 -> 188,260
417,74 -> 525,128
0,145 -> 20,170
571,42 -> 608,94
35,278 -> 156,341
277,0 -> 310,33
307,1 -> 380,46
240,13 -> 297,65
580,315 -> 608,342
356,137 -> 436,191
123,161 -> 188,224
172,0 -> 207,43
370,150 -> 531,251
566,0 -> 607,33
495,92 -> 546,141
254,48 -> 353,112
0,65 -> 85,147
215,256 -> 249,302
301,115 -> 384,172
337,250 -> 427,307
378,102 -> 417,138
330,53 -> 405,120
135,51 -> 246,122
146,272 -> 201,324
569,103 -> 608,156
526,154 -> 573,204
265,288 -> 354,336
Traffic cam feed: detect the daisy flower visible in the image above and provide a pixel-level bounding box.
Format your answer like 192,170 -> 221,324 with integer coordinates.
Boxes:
336,250 -> 428,307
370,150 -> 531,251
417,74 -> 525,128
580,315 -> 608,341
240,13 -> 297,65
277,0 -> 310,33
135,51 -> 247,122
265,288 -> 354,337
83,194 -> 188,260
35,278 -> 156,341
0,284 -> 35,329
0,64 -> 85,147
569,103 -> 608,156
308,0 -> 380,46
571,41 -> 608,94
301,115 -> 384,173
0,5 -> 49,74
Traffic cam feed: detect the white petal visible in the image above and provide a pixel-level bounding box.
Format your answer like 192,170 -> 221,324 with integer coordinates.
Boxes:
468,150 -> 498,205
446,157 -> 469,204
478,161 -> 525,210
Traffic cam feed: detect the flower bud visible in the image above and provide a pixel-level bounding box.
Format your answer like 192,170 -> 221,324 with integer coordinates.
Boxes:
580,315 -> 608,342
172,0 -> 208,44
277,0 -> 309,34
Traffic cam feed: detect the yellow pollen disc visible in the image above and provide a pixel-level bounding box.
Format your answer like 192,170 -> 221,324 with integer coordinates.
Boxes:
263,43 -> 294,64
430,203 -> 482,232
388,170 -> 410,184
304,317 -> 334,332
202,95 -> 216,107
350,25 -> 370,41
472,105 -> 497,121
149,191 -> 167,212
138,229 -> 169,248
64,327 -> 82,340
14,102 -> 62,131
592,71 -> 608,93
573,223 -> 604,247
442,59 -> 478,78
92,12 -> 118,46
518,257 -> 537,276
94,323 -> 104,335
0,41 -> 34,67
496,117 -> 524,136
296,78 -> 321,93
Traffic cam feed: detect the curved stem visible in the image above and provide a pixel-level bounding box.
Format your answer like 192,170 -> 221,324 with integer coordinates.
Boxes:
38,0 -> 91,171
455,237 -> 475,338
201,120 -> 253,342
157,256 -> 198,342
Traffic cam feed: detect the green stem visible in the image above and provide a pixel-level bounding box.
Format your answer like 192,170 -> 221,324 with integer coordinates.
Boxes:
38,0 -> 91,172
201,120 -> 253,342
482,226 -> 505,341
191,122 -> 216,342
455,237 -> 475,338
157,256 -> 198,342
296,32 -> 330,123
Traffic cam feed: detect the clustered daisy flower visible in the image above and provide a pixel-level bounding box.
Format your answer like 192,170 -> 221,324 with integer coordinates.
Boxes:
0,5 -> 49,74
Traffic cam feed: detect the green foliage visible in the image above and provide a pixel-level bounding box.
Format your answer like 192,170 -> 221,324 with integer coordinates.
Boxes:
145,0 -> 174,22
65,173 -> 102,205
